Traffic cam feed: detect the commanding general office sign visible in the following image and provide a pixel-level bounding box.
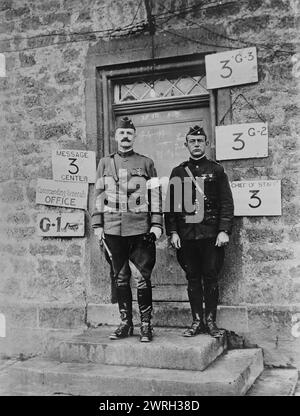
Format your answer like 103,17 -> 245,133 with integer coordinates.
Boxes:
36,178 -> 88,209
52,149 -> 96,183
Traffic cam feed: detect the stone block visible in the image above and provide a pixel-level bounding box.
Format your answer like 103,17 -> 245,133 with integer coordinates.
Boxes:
29,243 -> 64,256
0,303 -> 38,329
38,305 -> 86,329
34,122 -> 72,141
65,244 -> 82,257
246,247 -> 294,262
19,53 -> 36,67
6,212 -> 31,225
0,327 -> 82,358
247,369 -> 298,396
5,226 -> 36,240
245,228 -> 285,244
54,70 -> 78,85
0,0 -> 12,12
9,349 -> 263,396
0,182 -> 24,203
87,303 -> 249,332
57,327 -> 226,371
23,95 -> 41,108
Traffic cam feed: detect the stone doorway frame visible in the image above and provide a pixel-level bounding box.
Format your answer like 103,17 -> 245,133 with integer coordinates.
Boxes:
84,29 -> 233,304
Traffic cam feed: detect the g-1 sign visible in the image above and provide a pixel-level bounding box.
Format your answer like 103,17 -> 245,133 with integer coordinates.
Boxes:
230,180 -> 281,216
37,212 -> 85,237
52,149 -> 96,183
216,123 -> 268,160
36,178 -> 88,209
205,47 -> 258,89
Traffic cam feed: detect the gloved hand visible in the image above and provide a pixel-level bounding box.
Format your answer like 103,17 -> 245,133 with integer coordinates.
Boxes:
150,226 -> 162,241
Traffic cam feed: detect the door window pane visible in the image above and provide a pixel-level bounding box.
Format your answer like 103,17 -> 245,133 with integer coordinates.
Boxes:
114,74 -> 208,103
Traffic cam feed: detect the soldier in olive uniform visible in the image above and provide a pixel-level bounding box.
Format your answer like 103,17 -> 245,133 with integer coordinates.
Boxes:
165,126 -> 234,338
92,117 -> 163,342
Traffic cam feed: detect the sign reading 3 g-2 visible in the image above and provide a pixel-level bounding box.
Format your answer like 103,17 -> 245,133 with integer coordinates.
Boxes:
205,47 -> 258,89
216,122 -> 268,160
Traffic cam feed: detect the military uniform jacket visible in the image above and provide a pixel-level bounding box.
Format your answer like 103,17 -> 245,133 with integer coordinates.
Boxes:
165,156 -> 234,240
91,150 -> 163,236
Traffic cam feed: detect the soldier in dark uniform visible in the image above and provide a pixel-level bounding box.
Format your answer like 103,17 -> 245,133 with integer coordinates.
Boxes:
92,117 -> 163,342
165,126 -> 234,338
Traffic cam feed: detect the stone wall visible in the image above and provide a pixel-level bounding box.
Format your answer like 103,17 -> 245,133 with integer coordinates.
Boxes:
0,0 -> 299,366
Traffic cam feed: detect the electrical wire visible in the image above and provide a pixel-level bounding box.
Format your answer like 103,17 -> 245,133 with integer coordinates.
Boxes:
157,2 -> 295,55
0,0 -> 295,55
0,0 -> 235,51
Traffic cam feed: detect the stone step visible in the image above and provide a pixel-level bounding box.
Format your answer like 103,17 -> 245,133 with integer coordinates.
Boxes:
8,349 -> 263,396
87,303 -> 249,333
48,327 -> 226,372
246,369 -> 299,396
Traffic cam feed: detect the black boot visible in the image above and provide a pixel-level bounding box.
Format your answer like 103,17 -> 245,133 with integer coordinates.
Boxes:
109,286 -> 134,340
183,283 -> 206,337
204,284 -> 225,338
137,287 -> 153,342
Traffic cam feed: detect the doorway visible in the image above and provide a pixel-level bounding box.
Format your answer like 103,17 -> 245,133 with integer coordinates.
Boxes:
110,70 -> 213,301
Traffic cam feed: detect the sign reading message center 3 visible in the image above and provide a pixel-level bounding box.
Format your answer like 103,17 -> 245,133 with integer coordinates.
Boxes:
230,180 -> 281,216
36,179 -> 88,209
52,149 -> 96,183
205,47 -> 258,89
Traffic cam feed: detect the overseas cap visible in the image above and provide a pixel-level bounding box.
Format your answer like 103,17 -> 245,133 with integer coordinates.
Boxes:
116,116 -> 136,131
186,125 -> 206,137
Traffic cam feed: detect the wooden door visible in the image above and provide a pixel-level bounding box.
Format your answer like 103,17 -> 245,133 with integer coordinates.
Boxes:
115,106 -> 211,301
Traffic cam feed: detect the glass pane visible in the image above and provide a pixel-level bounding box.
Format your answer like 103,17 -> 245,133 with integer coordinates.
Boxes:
176,76 -> 195,94
114,73 -> 208,103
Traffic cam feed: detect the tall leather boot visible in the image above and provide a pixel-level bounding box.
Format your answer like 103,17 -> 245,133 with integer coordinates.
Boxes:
109,285 -> 134,340
137,287 -> 153,342
204,284 -> 224,338
183,282 -> 206,337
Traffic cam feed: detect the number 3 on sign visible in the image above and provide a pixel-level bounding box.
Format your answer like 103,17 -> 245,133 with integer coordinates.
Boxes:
68,158 -> 79,175
205,47 -> 258,89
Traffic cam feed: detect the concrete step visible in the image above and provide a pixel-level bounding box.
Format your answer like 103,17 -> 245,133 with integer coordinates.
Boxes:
47,326 -> 226,372
246,369 -> 299,396
8,348 -> 263,396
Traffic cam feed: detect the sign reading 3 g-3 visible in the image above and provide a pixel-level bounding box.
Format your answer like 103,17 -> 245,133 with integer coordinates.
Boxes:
52,149 -> 96,183
216,123 -> 268,160
230,180 -> 281,216
205,47 -> 258,89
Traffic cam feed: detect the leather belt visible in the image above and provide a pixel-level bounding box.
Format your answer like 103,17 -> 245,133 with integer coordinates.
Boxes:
104,200 -> 148,213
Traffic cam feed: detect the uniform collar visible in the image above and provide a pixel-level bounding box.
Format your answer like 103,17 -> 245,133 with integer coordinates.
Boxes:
189,155 -> 207,165
117,149 -> 134,158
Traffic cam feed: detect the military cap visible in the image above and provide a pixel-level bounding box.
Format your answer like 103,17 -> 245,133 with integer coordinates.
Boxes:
116,116 -> 136,130
186,125 -> 206,137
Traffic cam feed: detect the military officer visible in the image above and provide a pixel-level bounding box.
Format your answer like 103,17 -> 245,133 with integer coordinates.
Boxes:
165,125 -> 234,338
92,117 -> 163,342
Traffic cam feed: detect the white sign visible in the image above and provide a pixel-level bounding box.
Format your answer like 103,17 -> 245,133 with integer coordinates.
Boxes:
36,178 -> 88,209
37,212 -> 85,237
52,149 -> 96,183
0,54 -> 5,77
216,123 -> 268,160
205,47 -> 258,89
230,180 -> 281,216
